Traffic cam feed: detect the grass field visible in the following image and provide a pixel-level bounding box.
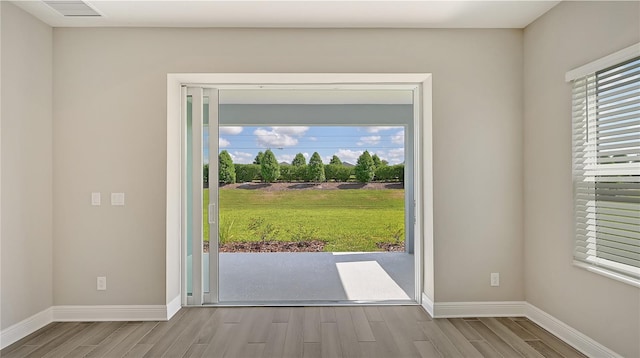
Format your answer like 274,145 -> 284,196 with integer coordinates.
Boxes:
204,189 -> 405,252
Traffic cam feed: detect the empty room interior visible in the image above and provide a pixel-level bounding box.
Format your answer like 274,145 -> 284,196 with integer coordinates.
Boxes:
1,1 -> 639,357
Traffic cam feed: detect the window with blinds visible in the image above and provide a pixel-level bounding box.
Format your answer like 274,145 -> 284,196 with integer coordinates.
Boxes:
571,53 -> 640,283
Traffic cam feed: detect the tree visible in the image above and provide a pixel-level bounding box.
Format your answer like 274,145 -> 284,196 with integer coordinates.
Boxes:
371,153 -> 382,168
355,150 -> 375,183
203,164 -> 209,188
329,155 -> 342,165
292,153 -> 306,167
260,149 -> 280,183
307,152 -> 325,182
218,150 -> 236,184
253,151 -> 264,165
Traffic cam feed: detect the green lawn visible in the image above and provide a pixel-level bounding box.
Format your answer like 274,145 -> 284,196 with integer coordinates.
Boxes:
204,188 -> 404,252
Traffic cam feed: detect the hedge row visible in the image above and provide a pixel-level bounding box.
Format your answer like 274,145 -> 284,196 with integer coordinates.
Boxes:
232,163 -> 403,183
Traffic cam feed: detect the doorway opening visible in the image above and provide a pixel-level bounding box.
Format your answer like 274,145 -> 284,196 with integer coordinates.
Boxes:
168,74 -> 433,308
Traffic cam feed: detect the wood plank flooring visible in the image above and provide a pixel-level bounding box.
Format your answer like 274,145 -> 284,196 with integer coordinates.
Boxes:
1,306 -> 586,358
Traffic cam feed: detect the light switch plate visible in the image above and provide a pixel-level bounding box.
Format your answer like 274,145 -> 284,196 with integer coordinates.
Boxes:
111,192 -> 125,206
91,192 -> 101,206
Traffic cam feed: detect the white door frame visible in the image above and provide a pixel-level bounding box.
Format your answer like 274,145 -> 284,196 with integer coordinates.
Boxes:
166,73 -> 434,307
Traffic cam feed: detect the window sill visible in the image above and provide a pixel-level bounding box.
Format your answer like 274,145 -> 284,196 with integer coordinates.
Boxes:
573,261 -> 640,289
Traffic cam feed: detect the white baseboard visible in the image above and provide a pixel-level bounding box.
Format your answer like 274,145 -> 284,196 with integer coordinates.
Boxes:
1,302 -> 181,349
421,293 -> 434,318
166,295 -> 181,320
433,301 -> 527,318
0,307 -> 53,350
418,300 -> 622,357
52,304 -> 171,322
525,303 -> 622,358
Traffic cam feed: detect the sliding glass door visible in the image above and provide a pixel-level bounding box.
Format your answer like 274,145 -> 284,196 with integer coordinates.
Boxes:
182,84 -> 422,305
184,87 -> 219,304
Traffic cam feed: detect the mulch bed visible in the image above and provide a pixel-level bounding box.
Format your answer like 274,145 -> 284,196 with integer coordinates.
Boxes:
205,240 -> 405,253
207,240 -> 325,253
376,242 -> 406,252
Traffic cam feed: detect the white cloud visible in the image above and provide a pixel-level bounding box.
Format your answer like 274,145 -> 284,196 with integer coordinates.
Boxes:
271,126 -> 309,136
334,149 -> 364,165
278,154 -> 294,163
219,137 -> 230,148
219,126 -> 243,135
391,130 -> 404,145
364,126 -> 398,133
254,126 -> 309,148
229,151 -> 254,164
357,135 -> 381,146
277,152 -> 309,164
378,148 -> 404,165
308,137 -> 318,141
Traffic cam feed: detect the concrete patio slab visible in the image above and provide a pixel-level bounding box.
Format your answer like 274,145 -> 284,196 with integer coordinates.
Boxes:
217,251 -> 415,302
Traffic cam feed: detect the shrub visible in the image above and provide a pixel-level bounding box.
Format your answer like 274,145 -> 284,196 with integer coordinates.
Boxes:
337,166 -> 354,182
260,149 -> 280,183
235,164 -> 261,182
355,150 -> 375,183
392,164 -> 405,182
279,164 -> 294,182
307,152 -> 325,182
374,163 -> 405,182
387,224 -> 404,243
247,217 -> 279,242
293,164 -> 308,181
324,164 -> 340,181
203,164 -> 209,187
288,224 -> 320,242
218,150 -> 236,184
219,215 -> 235,244
324,164 -> 353,182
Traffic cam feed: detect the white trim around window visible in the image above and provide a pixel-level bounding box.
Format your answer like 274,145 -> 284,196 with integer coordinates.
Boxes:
567,44 -> 640,287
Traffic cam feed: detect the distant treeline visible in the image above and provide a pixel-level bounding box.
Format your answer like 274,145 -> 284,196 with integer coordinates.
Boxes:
233,163 -> 404,183
206,149 -> 404,185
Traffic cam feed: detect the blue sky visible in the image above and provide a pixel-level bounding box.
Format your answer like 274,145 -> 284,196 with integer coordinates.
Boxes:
204,126 -> 405,165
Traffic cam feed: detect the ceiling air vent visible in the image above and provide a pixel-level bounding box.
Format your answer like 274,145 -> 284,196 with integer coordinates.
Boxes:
43,1 -> 101,17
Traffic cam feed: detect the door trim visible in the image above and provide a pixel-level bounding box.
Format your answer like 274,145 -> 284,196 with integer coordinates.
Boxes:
167,73 -> 434,306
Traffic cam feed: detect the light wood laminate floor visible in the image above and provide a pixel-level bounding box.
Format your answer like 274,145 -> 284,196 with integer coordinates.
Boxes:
1,306 -> 587,358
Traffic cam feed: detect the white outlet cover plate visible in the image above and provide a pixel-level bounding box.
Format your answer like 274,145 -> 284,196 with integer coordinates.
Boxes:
490,273 -> 500,287
97,276 -> 107,290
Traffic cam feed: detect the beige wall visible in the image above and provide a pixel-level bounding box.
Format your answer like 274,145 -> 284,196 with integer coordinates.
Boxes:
523,2 -> 640,357
52,27 -> 524,305
0,2 -> 53,329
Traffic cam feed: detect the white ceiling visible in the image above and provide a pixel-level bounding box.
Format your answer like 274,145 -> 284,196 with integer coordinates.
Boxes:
13,0 -> 561,29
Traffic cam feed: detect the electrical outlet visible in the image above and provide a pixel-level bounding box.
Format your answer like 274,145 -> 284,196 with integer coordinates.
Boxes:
490,273 -> 500,287
97,276 -> 107,291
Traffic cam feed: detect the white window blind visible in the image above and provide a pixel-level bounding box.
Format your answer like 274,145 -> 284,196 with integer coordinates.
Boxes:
572,54 -> 640,282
